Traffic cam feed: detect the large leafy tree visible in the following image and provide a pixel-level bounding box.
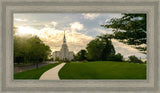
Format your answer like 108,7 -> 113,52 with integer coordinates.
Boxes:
13,26 -> 51,65
74,49 -> 87,61
86,34 -> 115,61
14,35 -> 51,65
101,14 -> 146,53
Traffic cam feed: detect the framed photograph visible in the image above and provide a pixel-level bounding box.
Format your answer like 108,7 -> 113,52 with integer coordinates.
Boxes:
0,0 -> 160,93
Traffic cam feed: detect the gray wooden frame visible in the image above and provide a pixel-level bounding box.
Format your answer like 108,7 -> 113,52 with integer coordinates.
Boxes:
0,0 -> 159,93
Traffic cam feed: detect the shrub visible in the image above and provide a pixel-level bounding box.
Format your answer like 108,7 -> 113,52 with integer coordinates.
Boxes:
107,53 -> 123,62
59,59 -> 70,63
55,57 -> 59,61
64,59 -> 70,62
143,61 -> 147,64
128,55 -> 143,64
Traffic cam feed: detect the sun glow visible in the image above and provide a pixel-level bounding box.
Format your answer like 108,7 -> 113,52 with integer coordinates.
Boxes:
15,26 -> 37,36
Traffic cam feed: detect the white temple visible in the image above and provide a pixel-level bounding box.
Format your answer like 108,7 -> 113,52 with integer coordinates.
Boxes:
53,31 -> 74,61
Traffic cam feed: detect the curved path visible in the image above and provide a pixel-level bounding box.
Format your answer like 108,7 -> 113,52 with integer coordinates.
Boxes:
39,63 -> 66,80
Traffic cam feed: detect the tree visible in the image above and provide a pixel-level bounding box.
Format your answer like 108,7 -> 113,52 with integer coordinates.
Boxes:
86,34 -> 115,61
74,49 -> 87,61
86,39 -> 104,61
14,35 -> 51,68
128,55 -> 143,64
98,34 -> 115,60
101,14 -> 147,53
55,57 -> 59,61
107,53 -> 123,62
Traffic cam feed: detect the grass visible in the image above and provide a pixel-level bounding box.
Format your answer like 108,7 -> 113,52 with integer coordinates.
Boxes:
59,61 -> 146,79
14,63 -> 60,79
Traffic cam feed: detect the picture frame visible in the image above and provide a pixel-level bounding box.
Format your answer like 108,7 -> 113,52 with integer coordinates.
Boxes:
0,0 -> 159,93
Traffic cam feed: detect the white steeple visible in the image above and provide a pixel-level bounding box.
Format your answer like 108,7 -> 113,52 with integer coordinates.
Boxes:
63,31 -> 66,44
53,30 -> 74,61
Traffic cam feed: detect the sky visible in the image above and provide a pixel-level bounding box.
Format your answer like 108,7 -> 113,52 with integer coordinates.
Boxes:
14,13 -> 146,59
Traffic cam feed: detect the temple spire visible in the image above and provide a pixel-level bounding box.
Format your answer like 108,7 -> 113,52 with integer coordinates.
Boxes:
63,31 -> 66,44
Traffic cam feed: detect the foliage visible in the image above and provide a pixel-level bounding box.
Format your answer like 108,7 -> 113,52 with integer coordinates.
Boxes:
101,14 -> 147,53
135,46 -> 147,54
144,61 -> 147,64
74,49 -> 87,61
14,35 -> 51,64
107,53 -> 123,62
47,58 -> 53,61
128,55 -> 143,64
59,59 -> 70,62
55,57 -> 59,61
86,34 -> 115,61
64,59 -> 70,62
14,63 -> 60,79
59,61 -> 146,79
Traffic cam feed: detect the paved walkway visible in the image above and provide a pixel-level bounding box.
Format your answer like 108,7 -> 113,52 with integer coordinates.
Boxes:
14,62 -> 53,73
39,63 -> 66,80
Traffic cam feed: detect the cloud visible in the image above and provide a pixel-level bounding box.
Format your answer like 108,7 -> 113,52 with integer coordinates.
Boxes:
94,28 -> 113,34
33,20 -> 37,22
103,14 -> 122,19
70,22 -> 84,31
38,27 -> 93,53
51,21 -> 58,27
15,18 -> 28,22
95,28 -> 106,34
82,13 -> 100,20
137,44 -> 147,47
14,13 -> 145,59
111,39 -> 146,59
45,21 -> 58,28
15,25 -> 93,53
15,26 -> 38,36
105,19 -> 109,23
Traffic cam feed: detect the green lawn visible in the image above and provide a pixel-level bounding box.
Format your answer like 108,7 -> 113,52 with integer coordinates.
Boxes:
59,61 -> 146,79
14,63 -> 60,79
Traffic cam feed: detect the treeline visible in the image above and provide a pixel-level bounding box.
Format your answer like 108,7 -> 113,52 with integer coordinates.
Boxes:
74,34 -> 144,64
74,14 -> 147,62
14,35 -> 51,64
74,34 -> 123,62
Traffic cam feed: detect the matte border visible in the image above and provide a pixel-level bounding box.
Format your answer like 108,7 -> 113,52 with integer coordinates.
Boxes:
0,0 -> 159,93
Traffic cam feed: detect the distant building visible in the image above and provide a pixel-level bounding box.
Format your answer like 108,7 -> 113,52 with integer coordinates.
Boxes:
53,31 -> 74,61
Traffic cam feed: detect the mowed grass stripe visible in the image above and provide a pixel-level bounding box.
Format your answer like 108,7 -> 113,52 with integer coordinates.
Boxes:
58,61 -> 146,79
14,63 -> 60,79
